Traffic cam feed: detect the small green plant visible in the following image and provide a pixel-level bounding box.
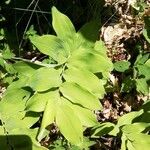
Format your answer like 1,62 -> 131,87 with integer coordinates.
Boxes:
0,6 -> 113,149
91,99 -> 150,150
113,53 -> 150,96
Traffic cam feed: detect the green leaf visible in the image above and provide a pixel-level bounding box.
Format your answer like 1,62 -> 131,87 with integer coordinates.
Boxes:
137,59 -> 150,80
27,67 -> 62,91
56,103 -> 83,145
126,140 -> 136,150
2,48 -> 15,59
143,28 -> 150,44
63,67 -> 105,98
0,88 -> 30,117
117,111 -> 142,127
26,92 -> 52,112
125,133 -> 150,150
3,111 -> 39,131
114,60 -> 130,72
13,61 -> 40,77
122,123 -> 150,134
38,91 -> 59,141
75,20 -> 100,48
91,122 -> 115,138
68,47 -> 113,75
60,82 -> 101,110
8,77 -> 29,90
0,57 -> 5,68
76,137 -> 96,150
62,97 -> 97,127
94,41 -> 108,57
73,105 -> 97,127
121,77 -> 135,93
30,35 -> 69,64
52,6 -> 76,40
135,53 -> 150,65
136,78 -> 149,95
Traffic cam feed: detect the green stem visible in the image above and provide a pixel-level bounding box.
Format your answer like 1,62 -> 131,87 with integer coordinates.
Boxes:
12,57 -> 63,68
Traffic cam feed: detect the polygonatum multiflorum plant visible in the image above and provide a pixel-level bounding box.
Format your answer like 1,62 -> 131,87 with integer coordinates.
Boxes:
0,7 -> 113,149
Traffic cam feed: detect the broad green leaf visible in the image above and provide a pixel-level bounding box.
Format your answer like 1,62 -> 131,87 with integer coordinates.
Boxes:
135,53 -> 150,65
30,35 -> 69,63
73,105 -> 97,127
122,123 -> 150,134
8,77 -> 29,90
114,60 -> 130,72
137,60 -> 150,80
75,20 -> 100,48
2,48 -> 15,59
76,137 -> 96,150
108,125 -> 120,136
3,111 -> 39,131
60,82 -> 101,110
137,65 -> 150,80
125,133 -> 150,150
0,88 -> 30,117
136,78 -> 149,95
52,6 -> 76,40
27,67 -> 61,91
91,122 -> 115,138
56,103 -> 83,145
62,97 -> 97,127
38,91 -> 59,141
94,41 -> 108,57
63,67 -> 105,98
68,47 -> 113,75
63,98 -> 97,127
13,61 -> 40,77
25,92 -> 53,112
117,111 -> 142,127
127,140 -> 136,150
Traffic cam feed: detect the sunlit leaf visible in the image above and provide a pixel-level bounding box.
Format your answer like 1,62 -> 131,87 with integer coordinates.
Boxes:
30,35 -> 69,63
27,67 -> 61,91
63,67 -> 105,98
25,92 -> 53,112
56,103 -> 83,145
0,88 -> 30,117
68,47 -> 113,75
38,91 -> 59,141
136,78 -> 149,95
52,6 -> 76,40
13,61 -> 40,77
60,82 -> 101,110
